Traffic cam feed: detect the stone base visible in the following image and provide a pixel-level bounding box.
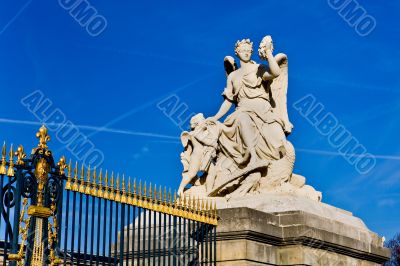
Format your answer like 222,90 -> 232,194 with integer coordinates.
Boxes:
216,207 -> 390,265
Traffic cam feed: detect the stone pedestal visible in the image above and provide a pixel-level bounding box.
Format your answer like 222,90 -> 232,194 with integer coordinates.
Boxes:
215,197 -> 390,265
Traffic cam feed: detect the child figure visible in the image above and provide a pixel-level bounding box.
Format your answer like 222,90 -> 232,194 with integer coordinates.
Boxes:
178,113 -> 219,195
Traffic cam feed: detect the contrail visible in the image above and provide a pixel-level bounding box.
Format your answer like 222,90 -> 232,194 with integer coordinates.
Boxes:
0,118 -> 178,140
2,118 -> 399,161
0,0 -> 34,35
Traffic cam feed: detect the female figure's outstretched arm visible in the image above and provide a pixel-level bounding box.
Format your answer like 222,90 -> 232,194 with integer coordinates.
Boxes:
211,100 -> 232,121
210,74 -> 234,121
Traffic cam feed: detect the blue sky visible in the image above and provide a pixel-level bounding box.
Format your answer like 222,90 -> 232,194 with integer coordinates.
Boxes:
0,0 -> 399,239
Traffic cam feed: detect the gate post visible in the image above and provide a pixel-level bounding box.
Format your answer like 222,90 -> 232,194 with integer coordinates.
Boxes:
6,126 -> 65,266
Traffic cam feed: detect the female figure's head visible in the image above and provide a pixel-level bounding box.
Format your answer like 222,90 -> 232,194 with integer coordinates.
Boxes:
235,39 -> 253,63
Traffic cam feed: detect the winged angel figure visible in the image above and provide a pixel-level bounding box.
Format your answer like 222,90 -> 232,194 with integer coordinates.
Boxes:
178,36 -> 321,201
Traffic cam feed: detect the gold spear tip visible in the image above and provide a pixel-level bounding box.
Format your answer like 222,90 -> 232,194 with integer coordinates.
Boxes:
116,173 -> 120,188
79,164 -> 86,193
1,141 -> 6,157
6,144 -> 14,176
85,165 -> 92,194
110,171 -> 114,186
67,159 -> 72,177
72,161 -> 79,191
99,168 -> 103,182
74,161 -> 78,177
173,190 -> 177,207
9,143 -> 14,158
93,167 -> 97,181
115,173 -> 121,201
87,165 -> 91,179
80,163 -> 85,180
149,182 -> 152,196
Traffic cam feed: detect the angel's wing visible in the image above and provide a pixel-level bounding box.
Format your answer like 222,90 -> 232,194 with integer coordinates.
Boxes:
224,56 -> 237,77
180,131 -> 191,148
270,53 -> 293,135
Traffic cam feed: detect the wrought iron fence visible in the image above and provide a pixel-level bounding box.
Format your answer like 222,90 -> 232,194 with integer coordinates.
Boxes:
0,126 -> 217,265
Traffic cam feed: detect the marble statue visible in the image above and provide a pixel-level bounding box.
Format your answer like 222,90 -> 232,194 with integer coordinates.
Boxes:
178,36 -> 322,201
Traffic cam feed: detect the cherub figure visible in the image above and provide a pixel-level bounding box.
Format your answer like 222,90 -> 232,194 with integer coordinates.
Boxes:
178,113 -> 219,195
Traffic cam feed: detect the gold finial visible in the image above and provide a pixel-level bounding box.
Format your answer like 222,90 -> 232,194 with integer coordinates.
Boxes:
196,197 -> 200,212
7,144 -> 14,177
204,200 -> 210,223
148,182 -> 152,201
67,160 -> 72,177
98,169 -> 103,198
168,188 -> 172,206
183,195 -> 189,218
79,164 -> 85,193
103,170 -> 109,200
109,172 -> 115,200
0,142 -> 6,175
122,175 -> 126,192
121,175 -> 127,204
191,195 -> 195,211
91,167 -> 97,196
191,195 -> 196,215
163,187 -> 167,204
205,200 -> 210,217
133,178 -> 137,196
176,194 -> 182,208
15,145 -> 26,166
188,194 -> 192,210
173,190 -> 177,208
193,196 -> 197,212
143,181 -> 147,199
36,125 -> 50,149
183,195 -> 188,209
158,185 -> 162,204
86,165 -> 91,183
115,174 -> 121,202
131,178 -> 137,205
1,142 -> 5,157
138,180 -> 142,199
65,160 -> 72,190
194,197 -> 198,212
85,165 -> 91,195
116,173 -> 120,189
127,176 -> 132,204
181,194 -> 186,208
153,184 -> 157,202
57,156 -> 67,175
72,161 -> 79,191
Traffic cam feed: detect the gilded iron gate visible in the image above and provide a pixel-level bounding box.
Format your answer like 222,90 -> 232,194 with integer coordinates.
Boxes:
0,126 -> 218,265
